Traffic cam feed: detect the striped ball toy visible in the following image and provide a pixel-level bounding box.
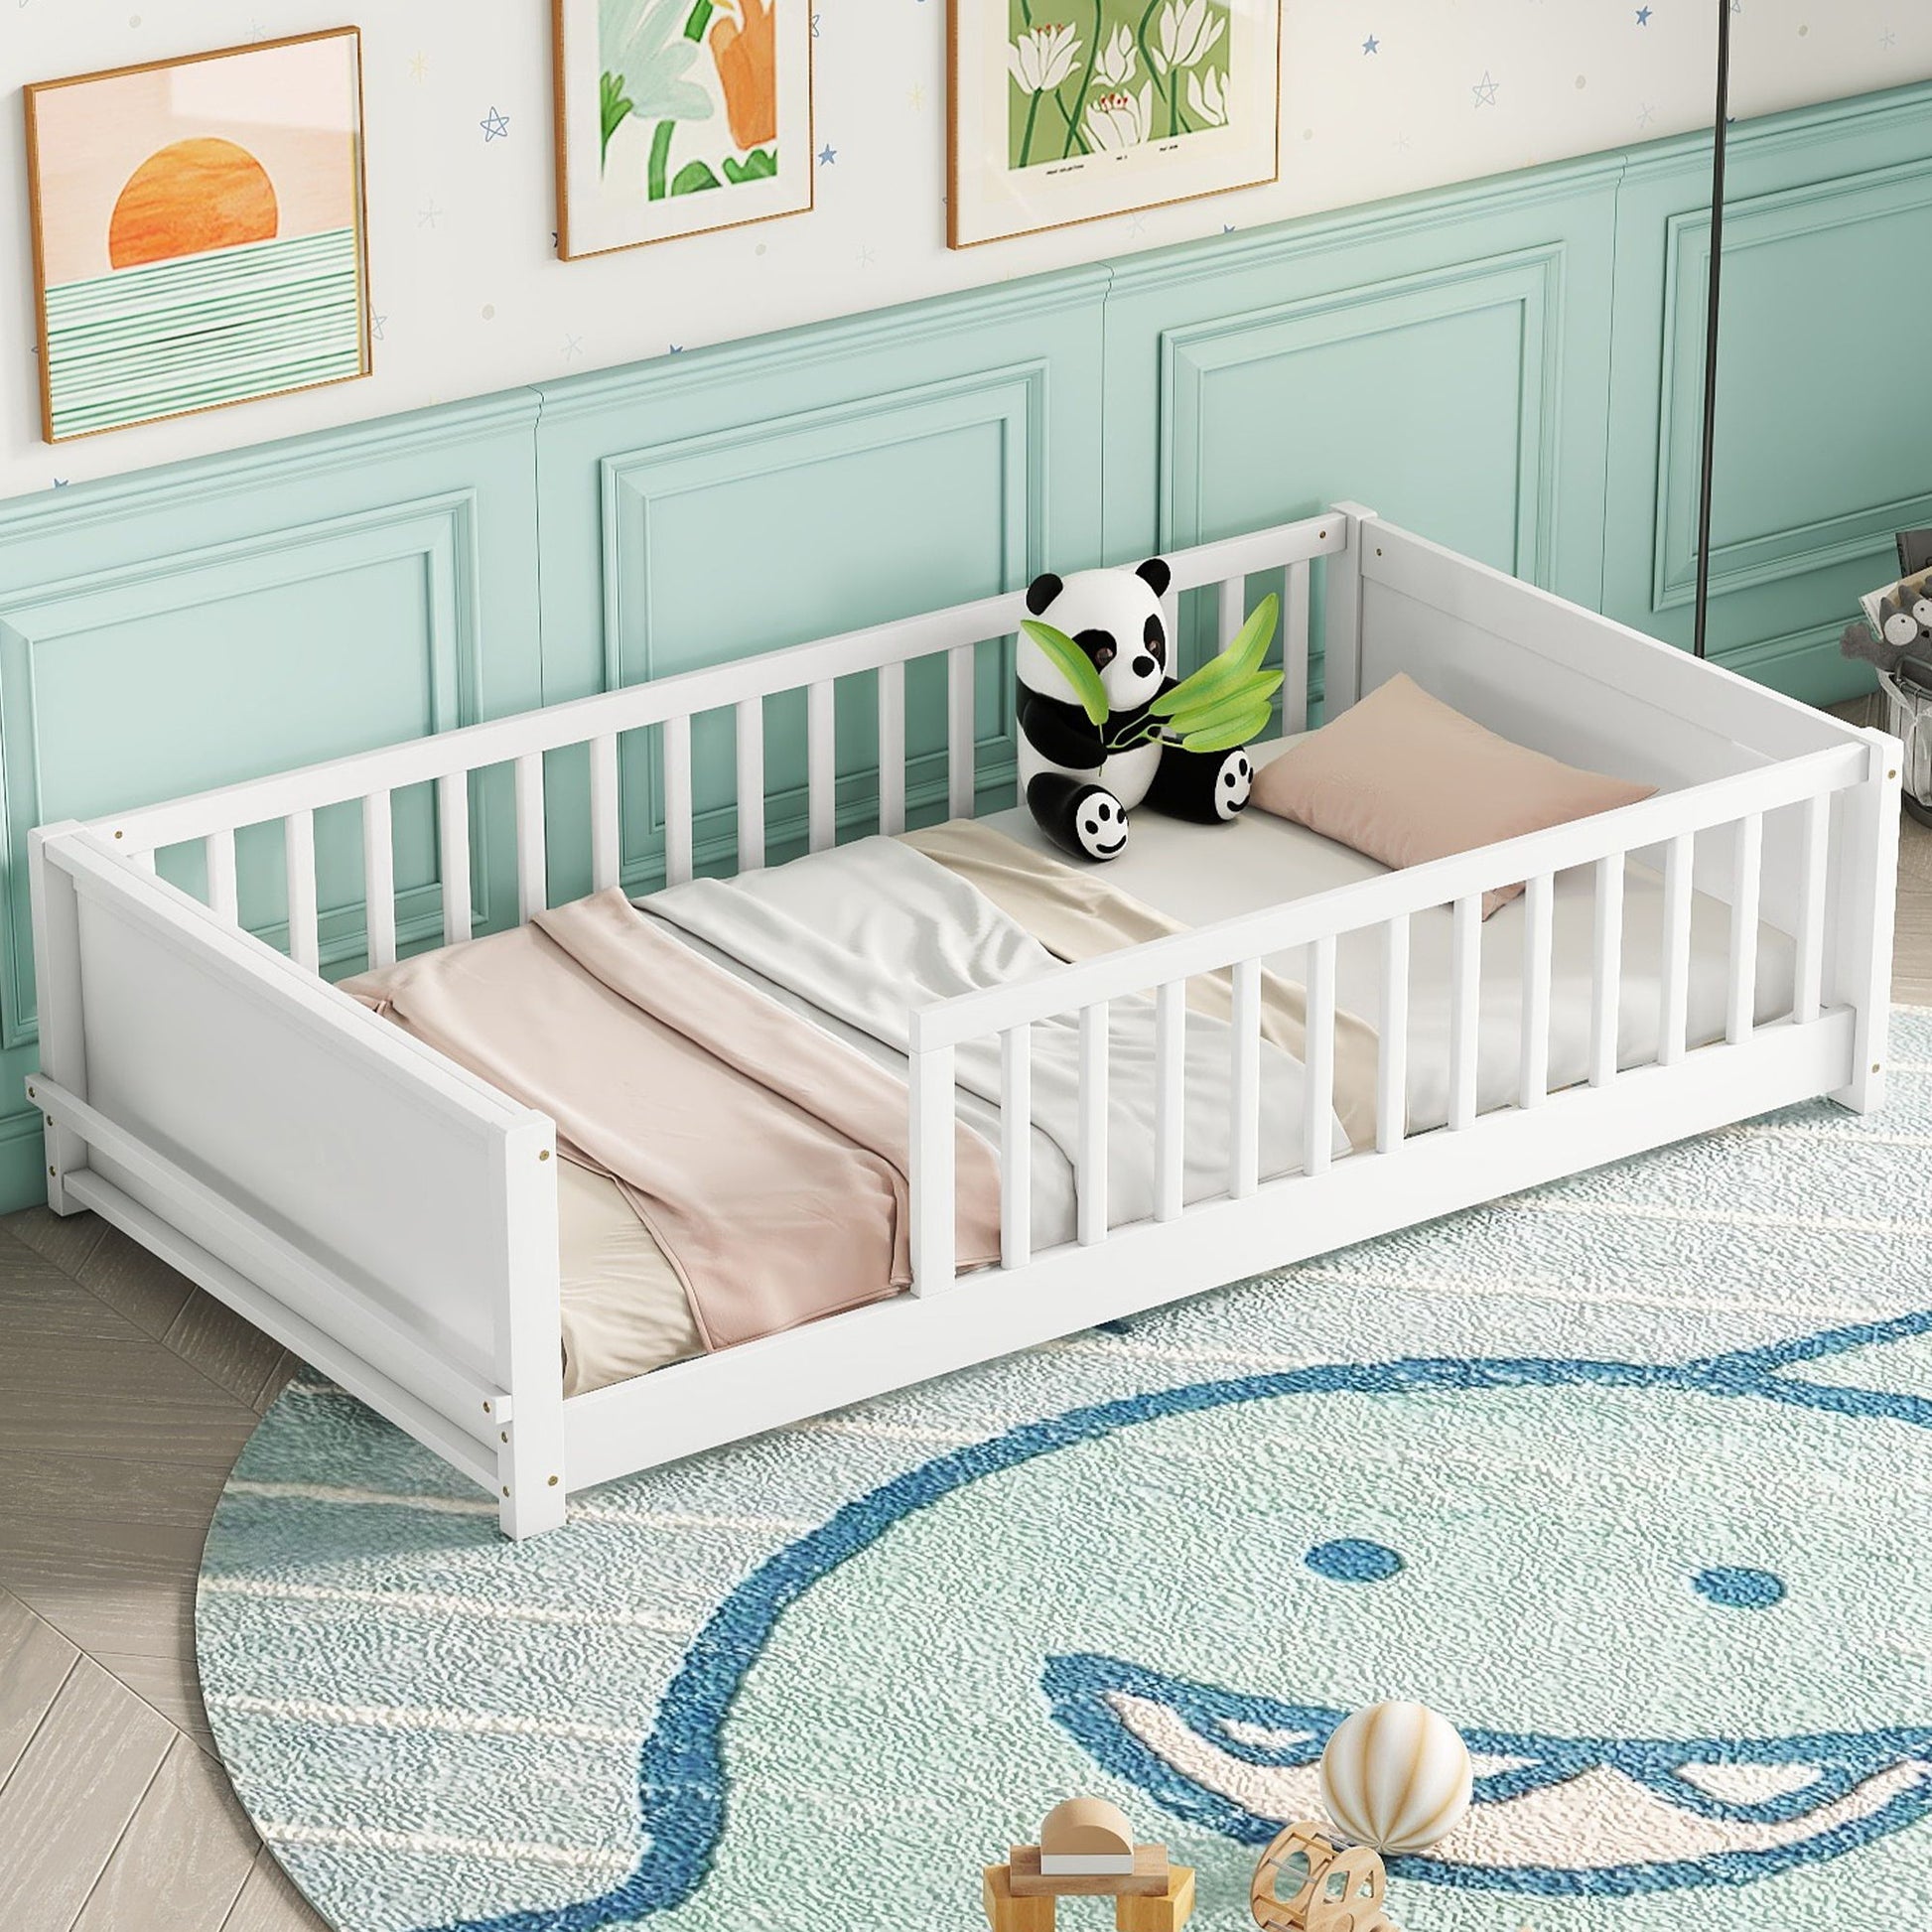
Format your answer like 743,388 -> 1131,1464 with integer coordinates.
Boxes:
1317,1702 -> 1473,1855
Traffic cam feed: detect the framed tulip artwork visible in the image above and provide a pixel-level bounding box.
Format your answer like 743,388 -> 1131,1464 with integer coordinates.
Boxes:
949,1 -> 1281,248
552,0 -> 812,258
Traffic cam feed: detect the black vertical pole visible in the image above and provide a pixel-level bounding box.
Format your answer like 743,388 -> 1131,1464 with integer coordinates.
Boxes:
1693,0 -> 1733,659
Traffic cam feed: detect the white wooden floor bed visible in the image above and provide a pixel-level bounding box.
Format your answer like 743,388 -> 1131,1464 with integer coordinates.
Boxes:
26,506 -> 1901,1538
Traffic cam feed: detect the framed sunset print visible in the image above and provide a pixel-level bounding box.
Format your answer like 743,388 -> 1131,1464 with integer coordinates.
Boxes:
949,1 -> 1281,248
552,0 -> 812,260
24,31 -> 370,444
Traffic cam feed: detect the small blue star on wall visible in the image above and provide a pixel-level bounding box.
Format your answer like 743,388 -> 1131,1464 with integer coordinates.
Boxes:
818,142 -> 837,164
1362,34 -> 1379,54
1635,6 -> 1652,23
481,105 -> 510,141
1471,70 -> 1500,108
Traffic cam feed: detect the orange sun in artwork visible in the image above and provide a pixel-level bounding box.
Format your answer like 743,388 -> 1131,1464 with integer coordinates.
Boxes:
107,137 -> 279,269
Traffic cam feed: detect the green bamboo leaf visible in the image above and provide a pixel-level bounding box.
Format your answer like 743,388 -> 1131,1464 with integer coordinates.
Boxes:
1022,620 -> 1110,726
1165,669 -> 1283,740
1181,704 -> 1275,755
1150,594 -> 1280,719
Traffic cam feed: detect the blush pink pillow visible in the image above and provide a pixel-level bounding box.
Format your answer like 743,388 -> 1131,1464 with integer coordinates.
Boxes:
1248,674 -> 1655,915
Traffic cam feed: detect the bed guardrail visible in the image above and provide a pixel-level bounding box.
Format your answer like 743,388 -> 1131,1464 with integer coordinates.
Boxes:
903,740 -> 1878,1289
92,515 -> 1352,955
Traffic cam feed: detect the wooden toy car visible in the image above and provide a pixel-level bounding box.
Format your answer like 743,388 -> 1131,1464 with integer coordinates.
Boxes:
1250,1820 -> 1403,1932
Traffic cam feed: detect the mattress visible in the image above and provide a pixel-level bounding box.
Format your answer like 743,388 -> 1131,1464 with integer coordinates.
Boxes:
557,766 -> 1795,1394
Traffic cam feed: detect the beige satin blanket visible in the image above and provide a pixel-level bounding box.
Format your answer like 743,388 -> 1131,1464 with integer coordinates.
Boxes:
899,819 -> 1381,1150
343,889 -> 1001,1359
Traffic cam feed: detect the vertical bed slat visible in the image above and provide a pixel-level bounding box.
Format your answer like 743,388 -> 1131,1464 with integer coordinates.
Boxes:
130,850 -> 157,875
438,773 -> 473,944
1589,855 -> 1625,1088
807,680 -> 837,853
361,790 -> 396,968
1519,873 -> 1554,1108
1229,957 -> 1262,1199
1000,1025 -> 1032,1270
1283,559 -> 1311,735
1725,812 -> 1763,1044
206,828 -> 238,924
663,715 -> 694,888
1448,895 -> 1481,1131
284,810 -> 320,971
1375,915 -> 1410,1154
947,643 -> 976,819
1658,833 -> 1694,1065
735,699 -> 765,872
589,734 -> 620,894
1794,792 -> 1828,1023
1216,577 -> 1244,651
514,753 -> 547,923
1154,980 -> 1185,1222
1078,1002 -> 1109,1245
878,660 -> 906,835
907,1044 -> 955,1294
1303,935 -> 1336,1176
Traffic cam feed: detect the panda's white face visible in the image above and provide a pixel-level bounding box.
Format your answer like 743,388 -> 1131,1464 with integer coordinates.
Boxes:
1022,562 -> 1170,715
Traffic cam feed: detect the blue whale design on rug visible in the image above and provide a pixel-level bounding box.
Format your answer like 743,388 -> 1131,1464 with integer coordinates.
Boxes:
407,1308 -> 1932,1932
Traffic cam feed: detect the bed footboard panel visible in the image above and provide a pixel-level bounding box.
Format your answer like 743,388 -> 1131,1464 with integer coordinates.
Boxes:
32,827 -> 562,1514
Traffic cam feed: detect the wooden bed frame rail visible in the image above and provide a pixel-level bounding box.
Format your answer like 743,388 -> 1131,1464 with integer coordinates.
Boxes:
25,507 -> 1902,1537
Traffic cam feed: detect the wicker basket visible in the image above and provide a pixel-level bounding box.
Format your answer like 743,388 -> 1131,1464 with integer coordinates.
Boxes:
1877,666 -> 1932,828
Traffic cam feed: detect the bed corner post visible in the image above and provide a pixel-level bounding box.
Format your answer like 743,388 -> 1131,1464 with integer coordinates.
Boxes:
493,1114 -> 567,1539
1829,726 -> 1903,1115
27,822 -> 91,1215
1322,502 -> 1378,721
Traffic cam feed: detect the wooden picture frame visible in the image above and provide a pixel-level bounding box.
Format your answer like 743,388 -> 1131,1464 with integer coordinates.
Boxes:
23,29 -> 371,444
551,0 -> 814,261
948,0 -> 1282,249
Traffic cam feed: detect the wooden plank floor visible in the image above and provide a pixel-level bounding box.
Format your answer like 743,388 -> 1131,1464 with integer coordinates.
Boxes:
0,761 -> 1926,1932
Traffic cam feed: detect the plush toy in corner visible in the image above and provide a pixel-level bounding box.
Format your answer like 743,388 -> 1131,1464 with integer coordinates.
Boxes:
1016,558 -> 1283,863
1841,585 -> 1932,689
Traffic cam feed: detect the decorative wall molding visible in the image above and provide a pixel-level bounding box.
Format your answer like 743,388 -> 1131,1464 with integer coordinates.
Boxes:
1652,155 -> 1932,612
595,364 -> 1046,885
0,489 -> 487,1046
1159,245 -> 1567,590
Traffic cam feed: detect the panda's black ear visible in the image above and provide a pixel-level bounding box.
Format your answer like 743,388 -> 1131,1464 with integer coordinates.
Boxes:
1135,557 -> 1173,599
1025,572 -> 1063,617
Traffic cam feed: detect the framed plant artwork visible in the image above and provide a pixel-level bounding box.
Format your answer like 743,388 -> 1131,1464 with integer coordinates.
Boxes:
552,0 -> 812,259
23,30 -> 370,444
949,1 -> 1281,248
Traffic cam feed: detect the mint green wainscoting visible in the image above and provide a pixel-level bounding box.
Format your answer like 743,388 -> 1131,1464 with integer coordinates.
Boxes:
530,272 -> 1109,903
1603,84 -> 1932,701
0,82 -> 1925,1210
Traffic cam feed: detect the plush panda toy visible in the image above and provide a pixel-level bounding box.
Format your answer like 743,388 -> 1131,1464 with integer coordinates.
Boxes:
1016,557 -> 1259,863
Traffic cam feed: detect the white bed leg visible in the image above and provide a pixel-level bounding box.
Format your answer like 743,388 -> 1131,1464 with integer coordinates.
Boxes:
27,824 -> 91,1214
1830,730 -> 1901,1114
494,1117 -> 566,1539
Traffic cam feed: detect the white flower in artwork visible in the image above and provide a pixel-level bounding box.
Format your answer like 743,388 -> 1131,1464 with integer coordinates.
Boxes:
1185,64 -> 1228,127
1087,82 -> 1152,152
1152,0 -> 1226,75
1008,22 -> 1082,96
1093,23 -> 1139,89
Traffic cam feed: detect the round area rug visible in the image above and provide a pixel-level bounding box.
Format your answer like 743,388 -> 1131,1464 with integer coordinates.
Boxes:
199,1010 -> 1932,1932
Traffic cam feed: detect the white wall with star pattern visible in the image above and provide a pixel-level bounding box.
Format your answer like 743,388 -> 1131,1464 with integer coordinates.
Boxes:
3,0 -> 1927,501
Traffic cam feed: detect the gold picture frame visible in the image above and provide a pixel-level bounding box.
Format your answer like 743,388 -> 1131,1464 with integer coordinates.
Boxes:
24,28 -> 371,444
551,0 -> 814,262
949,0 -> 1281,249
